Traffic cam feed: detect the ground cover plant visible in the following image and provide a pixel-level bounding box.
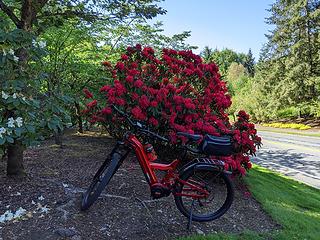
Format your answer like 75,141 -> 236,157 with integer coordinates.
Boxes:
84,45 -> 261,175
262,123 -> 311,130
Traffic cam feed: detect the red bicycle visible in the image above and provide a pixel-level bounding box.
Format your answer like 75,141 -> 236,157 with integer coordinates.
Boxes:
81,106 -> 234,222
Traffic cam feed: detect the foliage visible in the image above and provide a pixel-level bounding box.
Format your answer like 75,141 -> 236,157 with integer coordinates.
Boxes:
207,0 -> 320,123
251,0 -> 320,121
226,62 -> 247,95
201,47 -> 248,78
0,0 -> 167,175
0,27 -> 68,156
84,45 -> 261,174
102,21 -> 197,53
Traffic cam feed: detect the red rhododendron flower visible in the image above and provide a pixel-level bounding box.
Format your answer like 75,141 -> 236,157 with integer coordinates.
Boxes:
148,117 -> 158,126
134,80 -> 144,88
86,100 -> 97,108
150,100 -> 158,107
131,106 -> 145,120
100,85 -> 111,92
83,88 -> 93,99
101,107 -> 112,115
238,110 -> 250,121
125,75 -> 134,83
162,78 -> 169,84
135,44 -> 142,50
121,54 -> 129,61
116,62 -> 125,71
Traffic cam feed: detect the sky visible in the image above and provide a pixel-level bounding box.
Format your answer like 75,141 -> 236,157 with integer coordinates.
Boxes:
151,0 -> 275,60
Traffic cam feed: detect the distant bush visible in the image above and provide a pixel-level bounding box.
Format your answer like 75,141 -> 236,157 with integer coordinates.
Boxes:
276,107 -> 300,119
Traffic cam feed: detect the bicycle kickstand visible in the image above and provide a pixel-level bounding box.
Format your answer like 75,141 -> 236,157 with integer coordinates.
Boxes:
187,199 -> 196,231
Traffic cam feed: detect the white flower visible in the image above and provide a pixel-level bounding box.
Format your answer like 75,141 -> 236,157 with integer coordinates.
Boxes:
39,205 -> 49,213
2,91 -> 9,99
13,207 -> 26,218
0,214 -> 5,223
2,49 -> 6,56
15,117 -> 23,127
0,127 -> 5,138
38,195 -> 44,201
12,93 -> 17,99
38,41 -> 46,48
13,55 -> 19,62
7,118 -> 15,128
0,127 -> 6,134
4,210 -> 14,221
8,49 -> 14,55
32,39 -> 36,46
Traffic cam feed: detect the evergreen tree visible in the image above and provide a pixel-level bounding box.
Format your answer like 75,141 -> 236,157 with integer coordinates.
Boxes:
255,0 -> 320,119
244,49 -> 255,77
201,46 -> 213,63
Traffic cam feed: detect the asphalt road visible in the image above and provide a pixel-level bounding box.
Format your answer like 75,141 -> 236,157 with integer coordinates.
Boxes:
252,130 -> 320,189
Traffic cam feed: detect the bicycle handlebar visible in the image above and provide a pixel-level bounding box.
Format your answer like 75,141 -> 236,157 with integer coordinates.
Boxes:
111,105 -> 169,142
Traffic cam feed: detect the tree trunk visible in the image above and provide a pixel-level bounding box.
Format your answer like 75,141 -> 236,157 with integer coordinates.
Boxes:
54,128 -> 63,147
7,141 -> 25,176
75,102 -> 83,133
5,0 -> 36,176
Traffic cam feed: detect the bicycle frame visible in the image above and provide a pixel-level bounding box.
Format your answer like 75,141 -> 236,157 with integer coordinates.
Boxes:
121,132 -> 209,199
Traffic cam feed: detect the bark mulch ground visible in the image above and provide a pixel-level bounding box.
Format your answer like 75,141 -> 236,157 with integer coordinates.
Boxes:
0,130 -> 280,240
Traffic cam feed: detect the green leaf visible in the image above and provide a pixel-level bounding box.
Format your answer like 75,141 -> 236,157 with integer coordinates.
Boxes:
0,138 -> 5,145
6,136 -> 14,143
13,99 -> 20,107
26,125 -> 36,133
15,128 -> 23,137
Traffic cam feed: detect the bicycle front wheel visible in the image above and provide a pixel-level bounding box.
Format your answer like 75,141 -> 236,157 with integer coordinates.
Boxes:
81,152 -> 122,210
174,165 -> 234,222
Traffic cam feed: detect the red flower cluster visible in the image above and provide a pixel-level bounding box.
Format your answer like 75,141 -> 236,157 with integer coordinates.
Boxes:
84,45 -> 261,175
83,88 -> 93,99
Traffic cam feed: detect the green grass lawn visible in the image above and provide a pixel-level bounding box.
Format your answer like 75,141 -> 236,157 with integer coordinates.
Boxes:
180,165 -> 320,240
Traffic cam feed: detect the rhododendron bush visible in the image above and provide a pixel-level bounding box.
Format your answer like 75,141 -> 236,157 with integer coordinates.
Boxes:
84,45 -> 261,175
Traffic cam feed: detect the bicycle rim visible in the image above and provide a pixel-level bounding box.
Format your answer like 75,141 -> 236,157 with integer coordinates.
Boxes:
175,167 -> 234,222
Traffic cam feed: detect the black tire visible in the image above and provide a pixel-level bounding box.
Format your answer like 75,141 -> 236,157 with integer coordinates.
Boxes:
81,152 -> 122,210
174,165 -> 234,222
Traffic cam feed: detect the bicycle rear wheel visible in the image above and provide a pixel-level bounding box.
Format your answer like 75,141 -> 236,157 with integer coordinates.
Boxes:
174,164 -> 234,222
81,152 -> 122,210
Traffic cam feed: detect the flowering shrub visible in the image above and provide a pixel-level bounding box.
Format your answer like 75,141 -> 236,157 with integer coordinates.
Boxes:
0,29 -> 70,158
84,45 -> 261,174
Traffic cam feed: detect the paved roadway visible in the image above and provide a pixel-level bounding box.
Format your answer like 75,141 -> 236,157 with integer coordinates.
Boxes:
252,130 -> 320,189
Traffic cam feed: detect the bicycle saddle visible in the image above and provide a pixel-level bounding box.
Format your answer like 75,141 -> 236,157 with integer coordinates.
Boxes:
177,132 -> 202,142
